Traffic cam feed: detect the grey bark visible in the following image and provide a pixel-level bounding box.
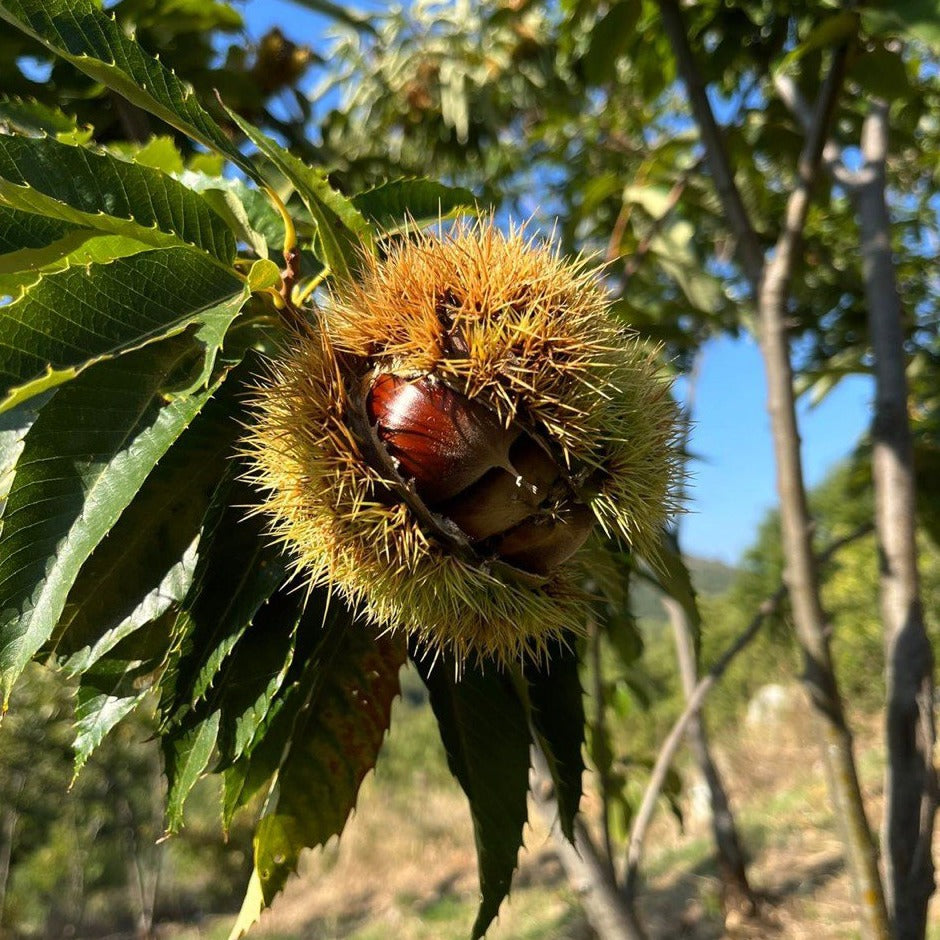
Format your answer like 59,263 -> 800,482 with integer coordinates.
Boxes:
859,100 -> 937,940
754,52 -> 890,940
663,595 -> 756,917
657,4 -> 890,936
531,748 -> 648,940
778,76 -> 939,938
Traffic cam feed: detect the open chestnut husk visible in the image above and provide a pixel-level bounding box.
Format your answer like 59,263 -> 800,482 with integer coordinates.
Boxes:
245,219 -> 680,665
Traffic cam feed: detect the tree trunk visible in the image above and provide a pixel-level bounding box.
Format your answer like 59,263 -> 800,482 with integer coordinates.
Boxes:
662,595 -> 757,918
858,99 -> 937,940
758,187 -> 890,940
531,749 -> 647,940
656,4 -> 891,935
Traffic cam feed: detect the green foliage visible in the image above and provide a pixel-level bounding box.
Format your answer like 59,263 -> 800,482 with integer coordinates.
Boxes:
521,641 -> 585,844
0,666 -> 253,937
0,0 -> 260,181
0,2 -> 497,937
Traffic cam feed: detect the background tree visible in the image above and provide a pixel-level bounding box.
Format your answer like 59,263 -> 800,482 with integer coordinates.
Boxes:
0,1 -> 937,938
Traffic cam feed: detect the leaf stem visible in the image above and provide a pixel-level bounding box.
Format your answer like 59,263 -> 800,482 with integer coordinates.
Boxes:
262,185 -> 305,329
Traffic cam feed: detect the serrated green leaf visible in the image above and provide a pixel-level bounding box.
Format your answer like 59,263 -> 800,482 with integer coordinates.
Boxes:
0,94 -> 86,138
212,588 -> 304,767
520,642 -> 585,845
183,173 -> 281,259
0,247 -> 244,412
220,104 -> 371,280
73,667 -> 149,776
164,709 -> 221,830
415,653 -> 531,940
251,628 -> 404,906
0,205 -> 73,255
217,593 -> 340,834
220,665 -> 306,832
0,390 -> 54,526
0,231 -> 155,297
71,608 -> 178,775
351,179 -> 478,234
226,614 -> 403,938
227,869 -> 265,940
0,134 -> 236,263
55,384 -> 244,673
160,485 -> 290,722
0,0 -> 261,182
0,333 -> 227,705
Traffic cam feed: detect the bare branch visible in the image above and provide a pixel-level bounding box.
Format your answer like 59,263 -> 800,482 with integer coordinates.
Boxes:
762,46 -> 849,305
757,37 -> 891,939
531,748 -> 648,940
623,521 -> 873,899
657,0 -> 764,291
773,73 -> 859,189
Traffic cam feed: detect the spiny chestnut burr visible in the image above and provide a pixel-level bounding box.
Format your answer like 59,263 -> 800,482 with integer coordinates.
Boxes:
245,218 -> 681,665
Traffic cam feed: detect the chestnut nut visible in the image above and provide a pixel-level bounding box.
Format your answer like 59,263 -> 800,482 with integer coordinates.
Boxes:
365,372 -> 594,574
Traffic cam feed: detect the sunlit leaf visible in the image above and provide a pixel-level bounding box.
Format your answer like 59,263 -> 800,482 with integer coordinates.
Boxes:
0,133 -> 236,262
0,248 -> 245,412
0,0 -> 262,180
0,334 -> 228,704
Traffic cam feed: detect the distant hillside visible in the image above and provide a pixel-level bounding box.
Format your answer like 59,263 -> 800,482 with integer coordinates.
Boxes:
630,555 -> 738,623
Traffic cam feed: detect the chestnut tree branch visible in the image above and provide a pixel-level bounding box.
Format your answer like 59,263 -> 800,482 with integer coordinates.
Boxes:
773,73 -> 860,189
756,38 -> 891,940
656,0 -> 764,291
656,7 -> 890,933
531,748 -> 648,940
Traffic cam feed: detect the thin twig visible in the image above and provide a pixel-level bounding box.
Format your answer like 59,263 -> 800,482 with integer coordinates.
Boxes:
531,747 -> 648,940
656,0 -> 765,290
773,73 -> 859,190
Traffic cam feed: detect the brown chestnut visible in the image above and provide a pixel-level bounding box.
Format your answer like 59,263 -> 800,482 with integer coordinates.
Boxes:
366,373 -> 519,504
493,503 -> 595,575
438,436 -> 561,540
366,371 -> 595,573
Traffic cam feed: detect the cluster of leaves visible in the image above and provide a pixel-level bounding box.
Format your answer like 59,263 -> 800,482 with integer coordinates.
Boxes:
0,665 -> 254,937
313,0 -> 939,382
0,2 -> 595,937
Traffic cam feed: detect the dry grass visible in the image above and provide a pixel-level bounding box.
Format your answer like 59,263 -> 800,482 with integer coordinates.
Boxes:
166,681 -> 940,940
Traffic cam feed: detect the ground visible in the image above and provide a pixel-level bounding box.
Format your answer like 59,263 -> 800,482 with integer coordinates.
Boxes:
162,677 -> 939,940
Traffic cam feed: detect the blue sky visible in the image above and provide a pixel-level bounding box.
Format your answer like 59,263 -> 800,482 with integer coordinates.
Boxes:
677,337 -> 872,563
238,0 -> 876,566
